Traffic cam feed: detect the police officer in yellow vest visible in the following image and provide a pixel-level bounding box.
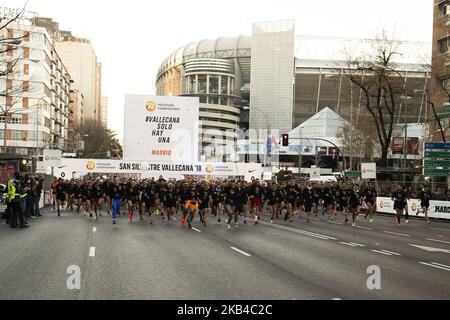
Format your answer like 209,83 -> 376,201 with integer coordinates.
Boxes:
7,172 -> 28,229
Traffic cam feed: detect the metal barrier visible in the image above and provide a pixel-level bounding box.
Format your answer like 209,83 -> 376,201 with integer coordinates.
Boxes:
375,181 -> 449,200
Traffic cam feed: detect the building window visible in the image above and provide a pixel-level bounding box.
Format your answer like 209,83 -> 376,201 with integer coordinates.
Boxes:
221,76 -> 228,95
0,131 -> 3,140
438,37 -> 450,54
0,116 -> 4,123
198,75 -> 207,94
11,115 -> 22,124
209,76 -> 219,94
439,3 -> 450,16
11,130 -> 22,140
209,96 -> 219,105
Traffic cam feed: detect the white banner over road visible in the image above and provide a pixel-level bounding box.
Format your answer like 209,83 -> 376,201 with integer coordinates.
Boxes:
377,197 -> 450,220
54,159 -> 262,182
124,95 -> 199,162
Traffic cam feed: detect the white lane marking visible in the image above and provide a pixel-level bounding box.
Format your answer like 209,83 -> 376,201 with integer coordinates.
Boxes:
328,221 -> 343,225
419,262 -> 450,272
332,298 -> 343,300
348,242 -> 365,247
379,250 -> 401,256
353,226 -> 373,231
371,250 -> 392,256
410,244 -> 450,254
340,242 -> 357,247
260,220 -> 337,240
231,247 -> 251,257
89,247 -> 96,257
430,262 -> 450,269
384,231 -> 409,237
426,238 -> 450,245
92,227 -> 97,232
431,227 -> 450,233
192,227 -> 202,233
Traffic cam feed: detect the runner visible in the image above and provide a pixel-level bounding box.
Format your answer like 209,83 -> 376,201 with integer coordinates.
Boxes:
418,185 -> 432,224
362,182 -> 377,223
249,180 -> 264,225
198,183 -> 211,227
284,180 -> 298,222
391,184 -> 406,227
185,186 -> 199,229
92,181 -> 104,220
55,178 -> 66,217
349,185 -> 361,227
225,182 -> 237,230
303,182 -> 314,223
109,177 -> 122,224
164,183 -> 178,223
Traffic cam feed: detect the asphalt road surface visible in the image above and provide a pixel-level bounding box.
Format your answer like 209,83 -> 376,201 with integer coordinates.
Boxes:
1,207 -> 450,300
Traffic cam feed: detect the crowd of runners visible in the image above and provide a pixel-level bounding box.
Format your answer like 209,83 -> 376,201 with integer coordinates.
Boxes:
49,176 -> 435,229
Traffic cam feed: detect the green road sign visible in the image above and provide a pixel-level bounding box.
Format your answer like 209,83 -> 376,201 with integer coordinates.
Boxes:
423,159 -> 450,167
424,151 -> 450,159
423,168 -> 450,176
344,171 -> 362,177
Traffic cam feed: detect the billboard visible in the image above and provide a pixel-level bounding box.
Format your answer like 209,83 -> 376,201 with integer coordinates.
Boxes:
124,95 -> 199,162
43,149 -> 62,167
54,159 -> 262,182
361,163 -> 376,179
377,197 -> 450,220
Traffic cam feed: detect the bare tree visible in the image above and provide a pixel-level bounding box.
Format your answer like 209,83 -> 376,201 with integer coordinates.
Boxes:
345,31 -> 407,167
336,121 -> 376,171
73,119 -> 123,158
0,3 -> 30,153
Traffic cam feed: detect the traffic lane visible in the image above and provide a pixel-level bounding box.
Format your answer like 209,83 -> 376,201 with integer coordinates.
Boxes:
0,212 -> 91,299
82,214 -> 334,300
259,212 -> 450,265
204,219 -> 450,300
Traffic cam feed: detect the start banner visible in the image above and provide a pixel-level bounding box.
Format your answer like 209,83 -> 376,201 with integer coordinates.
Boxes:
54,159 -> 262,182
377,197 -> 450,220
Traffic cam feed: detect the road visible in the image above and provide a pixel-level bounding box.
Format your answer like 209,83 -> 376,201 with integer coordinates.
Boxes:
1,208 -> 450,300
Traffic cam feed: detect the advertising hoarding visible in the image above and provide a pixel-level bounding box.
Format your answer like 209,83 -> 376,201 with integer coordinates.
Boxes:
124,95 -> 199,162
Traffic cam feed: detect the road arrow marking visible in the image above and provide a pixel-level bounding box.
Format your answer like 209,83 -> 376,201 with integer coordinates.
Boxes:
410,244 -> 450,254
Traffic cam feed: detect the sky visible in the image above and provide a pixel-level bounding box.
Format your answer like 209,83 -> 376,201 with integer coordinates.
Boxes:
3,0 -> 434,140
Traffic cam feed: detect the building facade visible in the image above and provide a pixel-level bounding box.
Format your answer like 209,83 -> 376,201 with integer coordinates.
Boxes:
100,95 -> 108,128
0,22 -> 71,156
34,18 -> 102,123
156,23 -> 431,162
431,0 -> 450,142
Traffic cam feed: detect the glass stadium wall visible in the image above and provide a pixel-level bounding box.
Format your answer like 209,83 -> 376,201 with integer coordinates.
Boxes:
250,20 -> 295,134
293,65 -> 430,130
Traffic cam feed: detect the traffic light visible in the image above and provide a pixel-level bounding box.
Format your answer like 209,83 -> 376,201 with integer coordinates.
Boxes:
282,134 -> 289,147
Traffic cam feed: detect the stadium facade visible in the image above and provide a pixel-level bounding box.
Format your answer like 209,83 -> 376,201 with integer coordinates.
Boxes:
156,20 -> 431,158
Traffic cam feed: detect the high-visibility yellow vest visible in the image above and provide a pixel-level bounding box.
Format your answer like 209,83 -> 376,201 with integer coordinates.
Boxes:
7,179 -> 20,202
